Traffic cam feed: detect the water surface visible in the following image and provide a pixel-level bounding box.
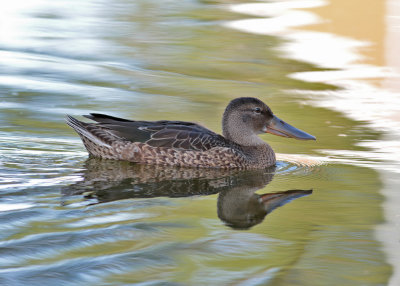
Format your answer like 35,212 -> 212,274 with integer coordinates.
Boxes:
0,0 -> 398,285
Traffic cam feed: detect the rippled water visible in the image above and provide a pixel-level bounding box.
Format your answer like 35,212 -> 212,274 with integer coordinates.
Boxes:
1,0 -> 399,285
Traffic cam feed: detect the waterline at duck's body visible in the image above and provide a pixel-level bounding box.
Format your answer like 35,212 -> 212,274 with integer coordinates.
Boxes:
67,97 -> 315,169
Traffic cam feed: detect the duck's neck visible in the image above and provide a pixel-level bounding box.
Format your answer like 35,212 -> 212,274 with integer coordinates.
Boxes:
241,144 -> 276,168
222,113 -> 264,146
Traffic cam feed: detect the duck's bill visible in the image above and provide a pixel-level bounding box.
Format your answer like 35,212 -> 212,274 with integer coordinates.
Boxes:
263,115 -> 316,140
260,189 -> 313,212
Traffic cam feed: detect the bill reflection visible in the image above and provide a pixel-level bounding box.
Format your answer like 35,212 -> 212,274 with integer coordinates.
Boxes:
63,159 -> 312,229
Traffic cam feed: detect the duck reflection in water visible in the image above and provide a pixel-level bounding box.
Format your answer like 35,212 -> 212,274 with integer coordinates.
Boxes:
63,159 -> 312,229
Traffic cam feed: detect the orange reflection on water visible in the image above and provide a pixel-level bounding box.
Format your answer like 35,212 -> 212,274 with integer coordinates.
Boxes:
302,0 -> 385,66
301,0 -> 400,92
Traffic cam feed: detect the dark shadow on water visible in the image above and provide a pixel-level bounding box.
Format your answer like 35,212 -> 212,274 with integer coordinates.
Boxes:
63,158 -> 312,229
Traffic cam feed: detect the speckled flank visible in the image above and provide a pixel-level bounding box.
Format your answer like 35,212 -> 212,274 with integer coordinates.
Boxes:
111,141 -> 273,169
80,136 -> 275,169
117,142 -> 246,168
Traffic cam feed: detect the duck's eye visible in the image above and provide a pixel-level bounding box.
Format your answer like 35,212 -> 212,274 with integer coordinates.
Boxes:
254,107 -> 261,114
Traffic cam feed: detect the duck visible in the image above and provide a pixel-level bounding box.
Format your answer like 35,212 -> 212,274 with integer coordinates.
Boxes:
66,97 -> 315,169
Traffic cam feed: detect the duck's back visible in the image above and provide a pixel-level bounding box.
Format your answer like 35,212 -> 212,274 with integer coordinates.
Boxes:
66,114 -> 254,168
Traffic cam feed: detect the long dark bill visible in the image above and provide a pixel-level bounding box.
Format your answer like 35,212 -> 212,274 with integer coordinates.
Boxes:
264,115 -> 316,140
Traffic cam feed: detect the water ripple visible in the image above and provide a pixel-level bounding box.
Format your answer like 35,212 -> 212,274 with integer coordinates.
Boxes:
0,243 -> 176,286
0,222 -> 157,266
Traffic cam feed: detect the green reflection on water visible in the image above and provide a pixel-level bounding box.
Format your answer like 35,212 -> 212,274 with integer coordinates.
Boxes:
0,0 -> 391,285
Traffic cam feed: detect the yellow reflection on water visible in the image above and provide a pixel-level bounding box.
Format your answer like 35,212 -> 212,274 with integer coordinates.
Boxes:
301,0 -> 400,93
302,0 -> 385,66
297,2 -> 400,285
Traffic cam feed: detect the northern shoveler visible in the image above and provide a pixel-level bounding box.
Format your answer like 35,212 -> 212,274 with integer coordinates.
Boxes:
66,97 -> 315,168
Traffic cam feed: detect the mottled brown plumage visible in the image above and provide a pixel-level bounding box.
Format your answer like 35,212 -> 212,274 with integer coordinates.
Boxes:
66,97 -> 315,168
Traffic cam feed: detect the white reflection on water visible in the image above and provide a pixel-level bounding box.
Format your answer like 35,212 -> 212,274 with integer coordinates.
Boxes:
225,10 -> 320,36
0,203 -> 33,212
0,0 -> 110,51
229,0 -> 326,17
0,74 -> 136,99
226,0 -> 400,284
64,212 -> 151,228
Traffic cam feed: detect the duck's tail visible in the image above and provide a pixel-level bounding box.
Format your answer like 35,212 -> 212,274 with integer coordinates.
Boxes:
66,115 -> 112,148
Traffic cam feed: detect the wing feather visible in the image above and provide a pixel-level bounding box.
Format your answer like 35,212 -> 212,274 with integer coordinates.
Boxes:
80,113 -> 235,152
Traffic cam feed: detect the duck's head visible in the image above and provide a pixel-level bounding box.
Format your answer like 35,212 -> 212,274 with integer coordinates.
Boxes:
222,97 -> 315,146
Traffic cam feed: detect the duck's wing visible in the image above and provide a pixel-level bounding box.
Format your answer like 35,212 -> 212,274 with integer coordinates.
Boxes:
78,113 -> 232,151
